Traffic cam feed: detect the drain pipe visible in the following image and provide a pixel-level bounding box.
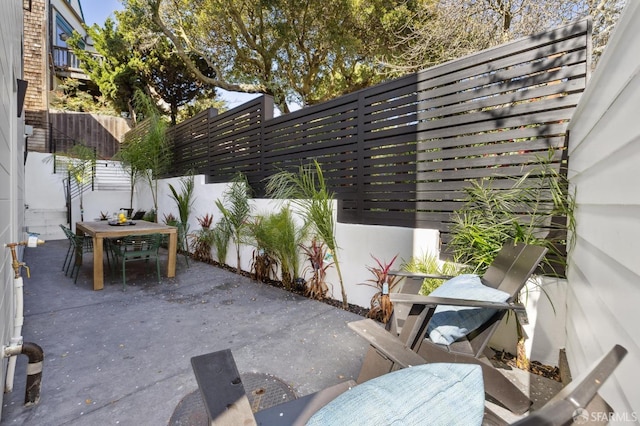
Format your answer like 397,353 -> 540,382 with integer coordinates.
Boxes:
3,237 -> 45,405
3,342 -> 44,405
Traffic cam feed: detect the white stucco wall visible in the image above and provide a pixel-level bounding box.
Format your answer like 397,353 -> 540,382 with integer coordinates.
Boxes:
0,0 -> 27,414
135,175 -> 440,309
24,152 -> 130,240
565,1 -> 640,419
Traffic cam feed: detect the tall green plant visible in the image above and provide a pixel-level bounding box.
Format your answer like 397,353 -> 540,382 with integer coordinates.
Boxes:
248,207 -> 309,289
169,173 -> 195,256
212,220 -> 231,265
115,90 -> 171,219
449,150 -> 575,276
54,144 -> 96,222
449,150 -> 575,369
266,160 -> 348,309
215,173 -> 252,274
401,253 -> 460,295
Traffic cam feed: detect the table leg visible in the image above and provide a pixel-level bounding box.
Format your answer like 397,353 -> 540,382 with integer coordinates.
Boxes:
75,228 -> 84,268
167,231 -> 177,278
93,236 -> 104,290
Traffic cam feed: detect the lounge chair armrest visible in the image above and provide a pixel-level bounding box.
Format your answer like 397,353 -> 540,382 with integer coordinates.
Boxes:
191,349 -> 257,426
389,270 -> 455,280
348,319 -> 427,368
389,293 -> 526,312
512,344 -> 627,425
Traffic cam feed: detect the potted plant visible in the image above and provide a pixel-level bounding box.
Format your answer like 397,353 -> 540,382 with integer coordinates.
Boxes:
361,254 -> 402,323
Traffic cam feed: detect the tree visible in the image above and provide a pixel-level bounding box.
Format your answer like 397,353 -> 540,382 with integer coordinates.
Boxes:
70,16 -> 220,123
115,90 -> 172,217
122,0 -> 412,112
69,19 -> 145,118
385,0 -> 627,73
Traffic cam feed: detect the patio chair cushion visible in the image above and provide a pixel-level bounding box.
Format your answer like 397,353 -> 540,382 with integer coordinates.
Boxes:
306,363 -> 484,426
427,274 -> 510,345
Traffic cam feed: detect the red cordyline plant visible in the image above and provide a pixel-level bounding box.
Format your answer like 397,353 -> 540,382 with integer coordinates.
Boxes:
189,213 -> 216,262
197,213 -> 214,229
362,254 -> 402,323
300,238 -> 333,300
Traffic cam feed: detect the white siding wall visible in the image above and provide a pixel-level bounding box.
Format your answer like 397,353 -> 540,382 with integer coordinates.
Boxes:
566,1 -> 640,418
0,0 -> 26,414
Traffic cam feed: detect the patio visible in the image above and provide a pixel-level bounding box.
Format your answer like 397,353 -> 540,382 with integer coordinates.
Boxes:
0,239 -> 568,425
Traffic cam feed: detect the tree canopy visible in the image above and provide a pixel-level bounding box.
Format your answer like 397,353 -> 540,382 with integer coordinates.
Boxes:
122,0 -> 413,113
116,0 -> 624,113
70,15 -> 222,124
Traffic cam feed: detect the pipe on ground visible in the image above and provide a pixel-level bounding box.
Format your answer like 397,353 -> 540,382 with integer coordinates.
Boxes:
3,342 -> 44,406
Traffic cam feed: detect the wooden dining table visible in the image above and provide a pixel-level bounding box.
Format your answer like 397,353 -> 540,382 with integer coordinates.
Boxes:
75,220 -> 178,290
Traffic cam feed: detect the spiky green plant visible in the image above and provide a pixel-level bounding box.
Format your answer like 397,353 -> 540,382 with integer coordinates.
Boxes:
449,150 -> 575,277
116,90 -> 171,218
212,219 -> 231,265
190,213 -> 215,262
401,253 -> 460,295
266,160 -> 348,309
247,207 -> 309,289
215,173 -> 252,273
449,150 -> 575,369
169,173 -> 195,255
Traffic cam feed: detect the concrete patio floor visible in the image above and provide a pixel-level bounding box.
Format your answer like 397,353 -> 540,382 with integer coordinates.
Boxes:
1,239 -> 562,425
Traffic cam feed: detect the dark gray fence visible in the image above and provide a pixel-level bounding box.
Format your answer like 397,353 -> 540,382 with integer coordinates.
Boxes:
50,112 -> 130,159
152,19 -> 591,248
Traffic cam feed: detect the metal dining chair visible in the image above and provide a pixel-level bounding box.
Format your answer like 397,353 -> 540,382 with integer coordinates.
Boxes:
113,233 -> 163,290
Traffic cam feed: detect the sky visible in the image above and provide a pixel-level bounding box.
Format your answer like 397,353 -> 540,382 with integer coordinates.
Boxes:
81,0 -> 123,26
79,0 -> 260,109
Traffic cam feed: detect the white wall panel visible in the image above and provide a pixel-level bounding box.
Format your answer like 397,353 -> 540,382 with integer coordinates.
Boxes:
566,0 -> 640,418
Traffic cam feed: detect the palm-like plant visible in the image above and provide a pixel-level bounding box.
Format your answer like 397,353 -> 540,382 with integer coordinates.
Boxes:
266,160 -> 348,309
449,150 -> 575,369
215,173 -> 252,274
212,220 -> 231,265
116,90 -> 171,219
169,173 -> 195,255
247,207 -> 309,289
450,150 -> 575,276
401,252 -> 460,295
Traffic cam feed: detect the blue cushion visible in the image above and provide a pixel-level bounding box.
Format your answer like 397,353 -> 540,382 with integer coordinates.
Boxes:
427,274 -> 510,345
306,363 -> 484,426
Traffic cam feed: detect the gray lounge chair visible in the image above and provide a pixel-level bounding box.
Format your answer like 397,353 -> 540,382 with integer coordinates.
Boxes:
190,344 -> 627,425
351,241 -> 548,414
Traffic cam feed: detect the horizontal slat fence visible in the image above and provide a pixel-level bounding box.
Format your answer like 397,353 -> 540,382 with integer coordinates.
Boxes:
137,19 -> 591,255
50,112 -> 129,159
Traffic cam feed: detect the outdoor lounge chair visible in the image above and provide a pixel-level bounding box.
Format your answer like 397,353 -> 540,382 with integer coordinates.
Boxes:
190,344 -> 627,426
350,241 -> 548,415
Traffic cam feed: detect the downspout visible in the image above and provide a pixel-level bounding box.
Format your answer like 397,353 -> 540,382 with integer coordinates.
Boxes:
3,238 -> 45,406
3,342 -> 44,406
